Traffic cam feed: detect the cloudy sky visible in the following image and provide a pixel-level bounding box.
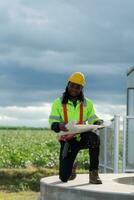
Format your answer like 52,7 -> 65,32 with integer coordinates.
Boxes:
0,0 -> 134,127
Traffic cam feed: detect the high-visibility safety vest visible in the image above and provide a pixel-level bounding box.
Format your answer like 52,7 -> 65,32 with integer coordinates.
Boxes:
60,103 -> 83,141
49,97 -> 99,141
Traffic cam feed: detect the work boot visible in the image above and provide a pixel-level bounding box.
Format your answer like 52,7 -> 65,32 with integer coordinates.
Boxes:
89,170 -> 102,184
68,162 -> 77,180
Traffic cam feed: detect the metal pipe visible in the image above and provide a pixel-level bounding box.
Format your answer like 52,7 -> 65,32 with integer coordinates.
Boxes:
122,116 -> 126,173
114,115 -> 120,173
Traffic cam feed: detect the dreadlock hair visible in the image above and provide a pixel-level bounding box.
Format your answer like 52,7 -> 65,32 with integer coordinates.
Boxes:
62,83 -> 84,104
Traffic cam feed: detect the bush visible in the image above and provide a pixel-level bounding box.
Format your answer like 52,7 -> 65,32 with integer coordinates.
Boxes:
0,128 -> 89,169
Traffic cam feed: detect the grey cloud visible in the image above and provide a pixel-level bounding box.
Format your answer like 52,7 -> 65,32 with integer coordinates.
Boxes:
0,63 -> 128,107
0,0 -> 133,109
0,0 -> 134,65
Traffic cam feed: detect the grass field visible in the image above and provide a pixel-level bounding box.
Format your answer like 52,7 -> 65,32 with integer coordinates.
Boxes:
0,127 -> 89,170
0,127 -> 123,199
0,128 -> 59,169
0,127 -> 89,200
0,191 -> 39,200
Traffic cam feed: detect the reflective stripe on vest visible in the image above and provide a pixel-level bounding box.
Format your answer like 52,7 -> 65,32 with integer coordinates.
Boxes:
59,102 -> 83,141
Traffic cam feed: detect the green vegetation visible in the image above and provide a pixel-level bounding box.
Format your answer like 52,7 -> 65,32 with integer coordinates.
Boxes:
0,127 -> 89,197
0,191 -> 39,200
119,131 -> 123,171
0,168 -> 58,192
0,128 -> 89,169
0,127 -> 123,199
0,128 -> 59,169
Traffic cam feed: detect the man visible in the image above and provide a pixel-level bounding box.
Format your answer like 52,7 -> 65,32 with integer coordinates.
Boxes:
49,72 -> 103,184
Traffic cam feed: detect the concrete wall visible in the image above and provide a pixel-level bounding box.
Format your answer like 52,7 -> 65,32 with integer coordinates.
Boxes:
40,179 -> 134,200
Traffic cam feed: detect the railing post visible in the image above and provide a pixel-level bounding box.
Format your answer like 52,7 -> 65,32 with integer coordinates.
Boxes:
122,116 -> 127,173
104,127 -> 107,173
114,115 -> 120,173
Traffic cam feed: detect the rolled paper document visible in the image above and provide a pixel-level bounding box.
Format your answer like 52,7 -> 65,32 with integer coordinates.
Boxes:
103,120 -> 112,127
58,121 -> 105,136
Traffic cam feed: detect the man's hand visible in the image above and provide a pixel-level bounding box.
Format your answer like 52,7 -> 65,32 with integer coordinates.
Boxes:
59,123 -> 68,132
94,119 -> 104,125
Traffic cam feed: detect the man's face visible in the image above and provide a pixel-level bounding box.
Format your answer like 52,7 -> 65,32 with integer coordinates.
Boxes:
68,82 -> 83,97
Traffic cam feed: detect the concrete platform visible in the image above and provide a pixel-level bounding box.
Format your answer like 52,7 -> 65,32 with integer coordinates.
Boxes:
40,173 -> 134,200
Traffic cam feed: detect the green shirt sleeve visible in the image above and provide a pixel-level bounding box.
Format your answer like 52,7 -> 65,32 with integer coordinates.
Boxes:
86,99 -> 99,124
48,98 -> 62,127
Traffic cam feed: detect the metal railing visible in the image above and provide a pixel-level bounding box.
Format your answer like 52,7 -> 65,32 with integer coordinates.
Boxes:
99,115 -> 134,173
99,115 -> 120,173
122,115 -> 134,173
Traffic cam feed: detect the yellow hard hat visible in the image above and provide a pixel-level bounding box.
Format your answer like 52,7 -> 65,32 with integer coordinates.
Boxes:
68,72 -> 86,86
